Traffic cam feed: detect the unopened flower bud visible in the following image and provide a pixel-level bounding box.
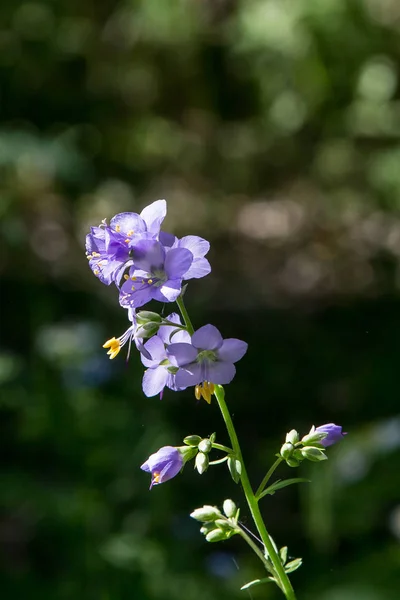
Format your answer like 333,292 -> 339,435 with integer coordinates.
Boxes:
183,435 -> 202,447
190,505 -> 221,522
206,529 -> 228,542
301,446 -> 327,462
136,311 -> 163,325
198,438 -> 212,453
285,429 -> 299,445
136,322 -> 160,338
195,452 -> 209,474
280,442 -> 294,460
215,519 -> 233,532
223,499 -> 237,518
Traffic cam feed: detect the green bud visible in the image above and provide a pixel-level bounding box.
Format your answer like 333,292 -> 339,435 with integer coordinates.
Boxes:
285,429 -> 299,445
183,435 -> 202,447
214,519 -> 233,532
286,457 -> 301,467
223,499 -> 237,518
136,322 -> 160,338
227,456 -> 242,484
280,442 -> 294,460
200,522 -> 216,535
301,446 -> 327,462
195,452 -> 209,474
136,311 -> 163,325
198,439 -> 212,453
190,505 -> 221,522
301,426 -> 328,445
205,529 -> 228,543
209,432 -> 216,443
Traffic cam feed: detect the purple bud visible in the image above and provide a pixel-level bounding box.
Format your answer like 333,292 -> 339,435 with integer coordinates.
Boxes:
315,423 -> 346,447
140,446 -> 183,488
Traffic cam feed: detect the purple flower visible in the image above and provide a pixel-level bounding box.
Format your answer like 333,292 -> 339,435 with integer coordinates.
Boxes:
102,307 -> 152,360
315,423 -> 346,447
141,313 -> 190,397
119,240 -> 194,309
166,324 -> 248,395
85,200 -> 167,285
141,446 -> 183,488
159,232 -> 211,280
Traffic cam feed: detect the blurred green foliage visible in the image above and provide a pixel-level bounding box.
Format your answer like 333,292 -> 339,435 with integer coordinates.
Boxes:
1,1 -> 400,599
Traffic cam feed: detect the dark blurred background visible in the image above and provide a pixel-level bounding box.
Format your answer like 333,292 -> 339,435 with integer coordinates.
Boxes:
1,1 -> 400,599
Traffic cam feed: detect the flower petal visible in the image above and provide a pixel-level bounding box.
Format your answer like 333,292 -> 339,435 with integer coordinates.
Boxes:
174,363 -> 203,387
183,257 -> 211,280
110,212 -> 146,235
159,457 -> 183,483
154,279 -> 182,303
142,366 -> 169,397
141,336 -> 167,367
191,324 -> 223,351
131,239 -> 165,272
207,361 -> 236,384
140,199 -> 167,234
167,343 -> 198,366
164,247 -> 193,279
178,235 -> 210,258
159,231 -> 177,248
120,279 -> 154,309
218,339 -> 248,363
158,313 -> 184,344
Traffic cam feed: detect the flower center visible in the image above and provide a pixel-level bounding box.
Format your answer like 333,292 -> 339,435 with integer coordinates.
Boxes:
196,350 -> 217,363
153,472 -> 161,483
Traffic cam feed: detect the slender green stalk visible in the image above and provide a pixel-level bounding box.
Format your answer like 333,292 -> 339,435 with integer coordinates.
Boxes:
255,457 -> 283,499
176,296 -> 194,335
236,527 -> 274,575
175,295 -> 296,599
212,442 -> 233,453
214,386 -> 296,600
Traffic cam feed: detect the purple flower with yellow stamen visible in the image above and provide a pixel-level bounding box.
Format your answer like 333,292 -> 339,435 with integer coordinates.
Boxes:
315,423 -> 347,447
166,324 -> 247,401
102,308 -> 152,360
141,313 -> 190,397
141,446 -> 183,488
85,199 -> 167,285
119,240 -> 194,309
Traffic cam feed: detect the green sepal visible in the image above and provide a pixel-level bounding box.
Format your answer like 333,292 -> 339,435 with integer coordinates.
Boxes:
284,558 -> 302,573
258,478 -> 310,500
280,442 -> 294,460
178,446 -> 198,464
209,432 -> 216,443
183,435 -> 202,447
227,456 -> 242,483
214,519 -> 233,532
240,577 -> 275,591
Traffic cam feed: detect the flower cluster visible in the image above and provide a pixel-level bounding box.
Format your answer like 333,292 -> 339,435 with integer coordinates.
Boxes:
86,200 -> 247,401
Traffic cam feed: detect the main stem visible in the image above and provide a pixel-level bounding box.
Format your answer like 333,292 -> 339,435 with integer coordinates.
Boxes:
214,385 -> 296,600
176,295 -> 296,600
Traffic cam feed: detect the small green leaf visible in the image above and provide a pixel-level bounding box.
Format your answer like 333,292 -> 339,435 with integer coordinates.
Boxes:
240,577 -> 275,591
285,558 -> 302,573
258,478 -> 310,500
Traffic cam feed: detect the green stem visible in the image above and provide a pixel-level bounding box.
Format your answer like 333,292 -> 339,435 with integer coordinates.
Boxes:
255,457 -> 283,499
236,527 -> 274,575
214,385 -> 296,600
212,442 -> 233,454
176,296 -> 194,335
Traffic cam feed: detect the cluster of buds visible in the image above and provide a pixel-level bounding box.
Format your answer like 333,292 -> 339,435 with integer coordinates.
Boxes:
280,423 -> 346,467
191,499 -> 239,543
184,433 -> 216,475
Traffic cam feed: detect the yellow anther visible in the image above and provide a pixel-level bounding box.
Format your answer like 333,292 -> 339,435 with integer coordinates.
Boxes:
115,225 -> 121,232
131,285 -> 135,291
153,472 -> 161,483
102,337 -> 121,359
195,385 -> 201,401
127,230 -> 134,236
92,252 -> 101,257
86,254 -> 92,260
202,385 -> 212,404
194,381 -> 214,403
94,269 -> 99,275
208,382 -> 215,394
147,279 -> 153,284
125,239 -> 130,243
123,274 -> 129,280
131,276 -> 137,281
